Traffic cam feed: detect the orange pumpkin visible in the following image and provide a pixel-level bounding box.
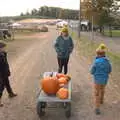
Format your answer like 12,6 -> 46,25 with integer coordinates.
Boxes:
58,77 -> 68,85
59,83 -> 65,88
56,73 -> 66,79
41,77 -> 59,95
56,74 -> 71,82
65,75 -> 71,81
57,88 -> 68,99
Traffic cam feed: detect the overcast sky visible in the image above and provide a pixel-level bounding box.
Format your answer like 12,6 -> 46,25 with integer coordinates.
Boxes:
0,0 -> 80,16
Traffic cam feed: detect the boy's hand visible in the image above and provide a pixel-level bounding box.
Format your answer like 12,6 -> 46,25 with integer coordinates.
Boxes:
109,73 -> 112,79
58,52 -> 62,56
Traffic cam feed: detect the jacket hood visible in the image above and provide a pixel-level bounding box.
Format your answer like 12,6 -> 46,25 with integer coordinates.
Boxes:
95,57 -> 109,63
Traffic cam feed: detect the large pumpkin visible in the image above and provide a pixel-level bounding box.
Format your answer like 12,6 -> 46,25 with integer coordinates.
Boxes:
58,77 -> 68,85
57,88 -> 68,99
41,77 -> 59,95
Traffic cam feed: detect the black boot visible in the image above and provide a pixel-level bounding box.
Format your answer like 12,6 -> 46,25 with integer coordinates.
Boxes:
9,93 -> 17,98
100,100 -> 104,104
0,98 -> 3,107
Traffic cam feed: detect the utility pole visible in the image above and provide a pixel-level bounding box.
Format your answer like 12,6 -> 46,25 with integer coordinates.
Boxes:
78,0 -> 81,38
56,10 -> 58,19
91,15 -> 94,40
91,0 -> 95,40
0,15 -> 1,28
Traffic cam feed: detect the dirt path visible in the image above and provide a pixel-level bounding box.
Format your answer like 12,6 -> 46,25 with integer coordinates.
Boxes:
0,27 -> 120,120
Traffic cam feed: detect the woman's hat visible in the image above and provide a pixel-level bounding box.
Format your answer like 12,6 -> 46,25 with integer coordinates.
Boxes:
0,42 -> 6,48
61,27 -> 68,33
63,24 -> 68,27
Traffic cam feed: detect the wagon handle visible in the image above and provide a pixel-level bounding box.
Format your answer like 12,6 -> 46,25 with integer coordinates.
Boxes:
36,88 -> 42,98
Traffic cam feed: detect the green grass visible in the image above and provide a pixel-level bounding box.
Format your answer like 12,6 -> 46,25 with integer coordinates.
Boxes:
76,35 -> 120,67
104,30 -> 120,37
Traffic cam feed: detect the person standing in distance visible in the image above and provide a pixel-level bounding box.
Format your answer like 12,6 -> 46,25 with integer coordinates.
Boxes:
54,27 -> 74,74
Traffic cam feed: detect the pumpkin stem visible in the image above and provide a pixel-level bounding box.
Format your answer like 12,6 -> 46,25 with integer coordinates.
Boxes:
50,72 -> 53,77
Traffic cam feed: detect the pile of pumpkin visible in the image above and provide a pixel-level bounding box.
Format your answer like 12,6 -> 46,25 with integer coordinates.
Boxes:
41,74 -> 71,99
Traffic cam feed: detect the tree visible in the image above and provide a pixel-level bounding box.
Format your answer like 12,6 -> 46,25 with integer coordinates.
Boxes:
31,9 -> 38,16
40,7 -> 44,16
20,12 -> 24,16
82,0 -> 120,26
20,6 -> 79,19
59,9 -> 65,18
26,10 -> 30,16
39,6 -> 49,17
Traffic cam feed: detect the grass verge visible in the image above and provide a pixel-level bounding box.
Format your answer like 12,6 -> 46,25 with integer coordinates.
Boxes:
104,30 -> 120,37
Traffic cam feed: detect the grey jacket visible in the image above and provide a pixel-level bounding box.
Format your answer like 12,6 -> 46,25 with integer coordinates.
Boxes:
54,35 -> 74,58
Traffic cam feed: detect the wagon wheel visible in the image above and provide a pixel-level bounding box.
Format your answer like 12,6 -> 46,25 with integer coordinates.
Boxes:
63,102 -> 67,109
65,102 -> 71,118
41,102 -> 47,108
37,102 -> 46,117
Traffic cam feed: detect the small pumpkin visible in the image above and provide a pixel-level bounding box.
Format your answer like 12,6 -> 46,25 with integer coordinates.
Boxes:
41,77 -> 59,95
56,74 -> 71,81
58,77 -> 68,85
57,88 -> 68,99
59,83 -> 65,88
65,75 -> 71,81
56,73 -> 66,79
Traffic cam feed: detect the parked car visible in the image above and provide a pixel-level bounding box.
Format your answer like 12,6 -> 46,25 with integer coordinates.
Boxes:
47,21 -> 56,25
0,29 -> 11,39
56,21 -> 68,28
40,25 -> 48,32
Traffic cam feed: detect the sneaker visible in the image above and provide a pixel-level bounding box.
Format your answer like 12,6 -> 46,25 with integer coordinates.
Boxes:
9,93 -> 17,98
95,108 -> 101,115
0,99 -> 3,107
100,101 -> 104,104
0,103 -> 3,107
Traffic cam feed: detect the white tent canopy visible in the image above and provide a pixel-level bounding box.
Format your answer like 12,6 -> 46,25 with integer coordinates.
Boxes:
9,23 -> 21,27
56,21 -> 68,27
